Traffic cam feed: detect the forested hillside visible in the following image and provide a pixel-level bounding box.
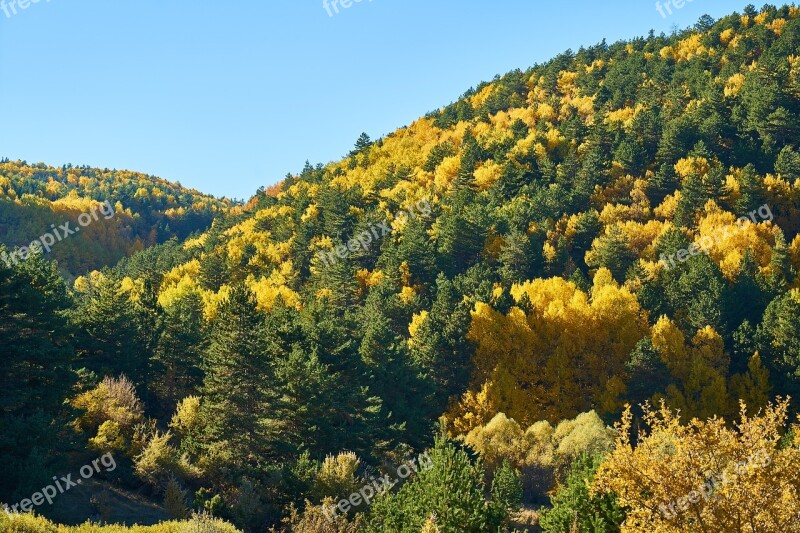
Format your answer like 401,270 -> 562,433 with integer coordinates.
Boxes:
0,160 -> 231,275
4,4 -> 800,532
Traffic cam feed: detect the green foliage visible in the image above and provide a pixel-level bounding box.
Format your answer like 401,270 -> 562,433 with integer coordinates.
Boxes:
366,433 -> 505,532
491,460 -> 523,512
540,454 -> 625,533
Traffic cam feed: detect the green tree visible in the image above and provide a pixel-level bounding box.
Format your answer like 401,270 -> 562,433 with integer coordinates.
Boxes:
366,433 -> 505,532
491,460 -> 523,513
200,285 -> 282,464
540,454 -> 625,533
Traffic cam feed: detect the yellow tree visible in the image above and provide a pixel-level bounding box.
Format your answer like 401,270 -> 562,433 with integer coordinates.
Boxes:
651,317 -> 730,419
447,269 -> 647,432
593,399 -> 800,533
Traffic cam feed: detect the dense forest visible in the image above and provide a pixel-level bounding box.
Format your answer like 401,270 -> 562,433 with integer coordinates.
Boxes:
3,4 -> 800,532
0,160 -> 232,276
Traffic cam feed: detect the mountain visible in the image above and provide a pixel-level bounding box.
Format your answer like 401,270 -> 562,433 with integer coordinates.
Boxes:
3,5 -> 800,532
0,159 -> 231,276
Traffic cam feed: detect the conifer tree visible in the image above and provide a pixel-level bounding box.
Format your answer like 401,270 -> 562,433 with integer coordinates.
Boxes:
200,284 -> 282,463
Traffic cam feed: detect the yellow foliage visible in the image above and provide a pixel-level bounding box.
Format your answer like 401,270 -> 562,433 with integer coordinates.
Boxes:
170,396 -> 201,436
674,156 -> 710,179
433,155 -> 461,191
301,203 -> 319,222
408,310 -> 428,345
448,273 -> 647,431
246,269 -> 301,312
724,73 -> 746,97
594,399 -> 800,533
673,34 -> 706,62
315,452 -> 362,501
473,160 -> 502,190
654,191 -> 682,220
768,18 -> 787,36
398,285 -> 416,304
463,410 -> 614,483
605,106 -> 637,126
536,102 -> 557,122
0,512 -> 241,532
694,206 -> 775,279
719,28 -> 735,46
355,269 -> 384,292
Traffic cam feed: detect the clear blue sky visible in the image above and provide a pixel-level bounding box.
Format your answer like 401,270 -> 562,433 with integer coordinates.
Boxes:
0,0 -> 749,200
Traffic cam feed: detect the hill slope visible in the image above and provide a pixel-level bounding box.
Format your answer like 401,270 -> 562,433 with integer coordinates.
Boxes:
0,159 -> 231,275
4,5 -> 800,532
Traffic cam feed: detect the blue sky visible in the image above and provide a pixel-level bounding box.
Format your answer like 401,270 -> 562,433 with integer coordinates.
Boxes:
0,0 -> 749,199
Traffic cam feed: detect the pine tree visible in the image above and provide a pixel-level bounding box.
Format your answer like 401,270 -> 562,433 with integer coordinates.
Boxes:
151,291 -> 206,413
0,249 -> 73,416
72,275 -> 147,384
410,275 -> 475,411
498,229 -> 532,285
349,132 -> 373,157
200,284 -> 282,463
491,460 -> 523,512
366,432 -> 505,532
358,281 -> 434,449
734,164 -> 764,216
163,478 -> 188,519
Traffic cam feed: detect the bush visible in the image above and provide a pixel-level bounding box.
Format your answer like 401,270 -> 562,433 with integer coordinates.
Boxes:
281,499 -> 365,533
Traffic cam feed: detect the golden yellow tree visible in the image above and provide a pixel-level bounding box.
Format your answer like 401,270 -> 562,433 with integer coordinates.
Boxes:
447,269 -> 647,432
593,399 -> 800,532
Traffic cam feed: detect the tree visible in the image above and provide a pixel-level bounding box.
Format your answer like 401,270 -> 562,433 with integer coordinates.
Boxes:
0,249 -> 74,503
409,275 -> 475,412
200,284 -> 283,464
72,274 -> 148,385
540,454 -> 625,533
586,225 -> 636,282
734,164 -> 764,216
366,433 -> 505,532
349,132 -> 373,157
594,399 -> 800,532
491,460 -> 523,513
150,291 -> 206,413
498,229 -> 533,285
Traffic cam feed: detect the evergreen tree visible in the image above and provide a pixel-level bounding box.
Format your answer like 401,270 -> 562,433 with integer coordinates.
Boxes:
491,460 -> 523,513
151,291 -> 206,413
410,275 -> 475,411
358,281 -> 434,449
734,164 -> 764,216
72,275 -> 148,385
200,285 -> 282,464
540,454 -> 625,533
498,229 -> 532,285
366,433 -> 505,532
